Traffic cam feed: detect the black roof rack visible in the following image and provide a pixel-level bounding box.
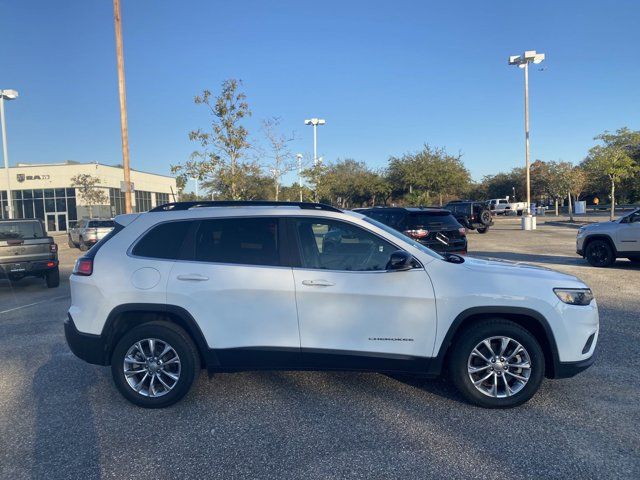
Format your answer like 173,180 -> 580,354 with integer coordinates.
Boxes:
149,200 -> 342,213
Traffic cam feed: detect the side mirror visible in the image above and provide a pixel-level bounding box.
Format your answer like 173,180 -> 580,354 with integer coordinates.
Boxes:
386,250 -> 414,271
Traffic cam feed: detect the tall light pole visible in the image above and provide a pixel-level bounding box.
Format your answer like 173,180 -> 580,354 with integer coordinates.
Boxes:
1,89 -> 18,219
296,153 -> 303,201
113,0 -> 133,214
509,50 -> 545,230
304,118 -> 325,166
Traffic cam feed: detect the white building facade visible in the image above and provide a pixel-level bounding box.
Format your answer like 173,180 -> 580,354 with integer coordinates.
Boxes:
1,161 -> 177,232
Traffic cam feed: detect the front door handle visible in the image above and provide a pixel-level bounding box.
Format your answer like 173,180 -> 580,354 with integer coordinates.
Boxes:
302,279 -> 335,287
177,274 -> 209,282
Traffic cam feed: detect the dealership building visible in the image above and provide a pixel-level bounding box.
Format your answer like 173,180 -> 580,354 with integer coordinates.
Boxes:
0,161 -> 177,232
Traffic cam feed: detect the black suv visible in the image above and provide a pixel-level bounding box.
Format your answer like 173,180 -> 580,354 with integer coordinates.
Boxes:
444,201 -> 493,234
0,219 -> 60,287
357,207 -> 467,254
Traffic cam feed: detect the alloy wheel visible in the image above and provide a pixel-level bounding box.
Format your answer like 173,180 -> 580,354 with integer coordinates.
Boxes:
467,336 -> 532,398
123,338 -> 181,398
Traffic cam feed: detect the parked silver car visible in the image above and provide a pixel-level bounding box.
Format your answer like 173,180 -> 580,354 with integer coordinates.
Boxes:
68,218 -> 115,251
576,208 -> 640,267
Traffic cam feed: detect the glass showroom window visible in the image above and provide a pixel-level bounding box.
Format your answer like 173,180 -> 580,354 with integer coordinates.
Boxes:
135,190 -> 152,212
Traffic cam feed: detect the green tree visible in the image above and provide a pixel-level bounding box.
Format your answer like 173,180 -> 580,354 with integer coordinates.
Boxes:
71,174 -> 108,217
387,145 -> 470,205
582,129 -> 639,220
172,79 -> 255,200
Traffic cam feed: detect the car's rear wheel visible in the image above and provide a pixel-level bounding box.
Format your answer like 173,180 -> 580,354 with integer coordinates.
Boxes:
111,322 -> 199,408
449,319 -> 544,408
67,235 -> 76,248
78,237 -> 88,251
585,239 -> 615,267
476,226 -> 489,234
45,267 -> 60,288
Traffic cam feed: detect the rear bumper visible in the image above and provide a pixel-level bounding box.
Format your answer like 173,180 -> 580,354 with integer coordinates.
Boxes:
0,259 -> 58,278
64,314 -> 109,365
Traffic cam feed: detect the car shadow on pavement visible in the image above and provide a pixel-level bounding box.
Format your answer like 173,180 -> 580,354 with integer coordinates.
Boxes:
32,344 -> 101,480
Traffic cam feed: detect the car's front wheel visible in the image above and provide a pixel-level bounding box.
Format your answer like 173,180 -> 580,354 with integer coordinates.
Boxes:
449,319 -> 544,408
111,322 -> 200,408
476,226 -> 489,234
585,239 -> 615,267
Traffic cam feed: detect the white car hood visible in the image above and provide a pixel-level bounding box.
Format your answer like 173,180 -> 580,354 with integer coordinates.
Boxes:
462,255 -> 580,282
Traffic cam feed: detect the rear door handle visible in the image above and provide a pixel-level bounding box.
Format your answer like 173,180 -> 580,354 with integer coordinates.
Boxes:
302,279 -> 335,287
177,274 -> 209,282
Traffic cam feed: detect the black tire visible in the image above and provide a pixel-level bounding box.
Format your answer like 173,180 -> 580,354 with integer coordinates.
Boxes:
67,235 -> 76,248
111,321 -> 200,408
45,267 -> 60,288
479,209 -> 492,226
449,319 -> 544,408
585,239 -> 615,267
476,226 -> 489,234
628,257 -> 640,264
78,237 -> 88,252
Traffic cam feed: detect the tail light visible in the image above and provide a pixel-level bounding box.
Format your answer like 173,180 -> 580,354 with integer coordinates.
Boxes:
73,258 -> 93,276
458,227 -> 467,236
50,243 -> 58,253
404,229 -> 429,239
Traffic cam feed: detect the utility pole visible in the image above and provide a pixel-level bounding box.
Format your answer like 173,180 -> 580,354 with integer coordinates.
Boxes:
0,90 -> 19,219
113,0 -> 133,214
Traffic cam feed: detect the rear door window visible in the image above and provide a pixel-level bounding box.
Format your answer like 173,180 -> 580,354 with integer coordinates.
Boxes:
0,221 -> 45,240
193,217 -> 280,266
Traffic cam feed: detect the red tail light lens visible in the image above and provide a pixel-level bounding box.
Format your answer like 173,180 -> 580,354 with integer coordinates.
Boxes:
50,243 -> 58,253
73,258 -> 93,276
404,229 -> 429,239
458,227 -> 467,236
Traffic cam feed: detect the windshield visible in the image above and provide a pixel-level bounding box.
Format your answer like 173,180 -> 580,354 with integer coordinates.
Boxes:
360,215 -> 444,260
0,221 -> 45,240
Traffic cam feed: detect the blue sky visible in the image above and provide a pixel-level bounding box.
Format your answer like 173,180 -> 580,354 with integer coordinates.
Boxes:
2,0 -> 639,187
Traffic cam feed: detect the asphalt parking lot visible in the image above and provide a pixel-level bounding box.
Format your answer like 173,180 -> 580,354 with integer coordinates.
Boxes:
1,218 -> 638,479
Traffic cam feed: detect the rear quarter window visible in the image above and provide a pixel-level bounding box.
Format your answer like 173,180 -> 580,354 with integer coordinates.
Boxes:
131,221 -> 193,260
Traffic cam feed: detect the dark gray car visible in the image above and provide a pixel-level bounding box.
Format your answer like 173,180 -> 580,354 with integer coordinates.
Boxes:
0,219 -> 60,288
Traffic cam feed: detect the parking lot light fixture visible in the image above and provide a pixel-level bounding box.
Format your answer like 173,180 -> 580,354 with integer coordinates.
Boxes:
509,51 -> 545,230
1,89 -> 19,219
304,118 -> 326,167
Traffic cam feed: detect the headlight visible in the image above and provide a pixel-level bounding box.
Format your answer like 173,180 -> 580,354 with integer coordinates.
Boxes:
554,288 -> 594,305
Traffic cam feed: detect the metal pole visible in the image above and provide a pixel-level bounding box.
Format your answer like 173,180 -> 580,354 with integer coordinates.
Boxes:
113,0 -> 133,214
297,155 -> 303,202
0,96 -> 13,219
313,124 -> 318,166
524,62 -> 531,216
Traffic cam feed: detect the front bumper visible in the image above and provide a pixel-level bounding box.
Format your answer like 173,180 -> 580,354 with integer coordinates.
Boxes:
554,355 -> 596,378
64,314 -> 109,365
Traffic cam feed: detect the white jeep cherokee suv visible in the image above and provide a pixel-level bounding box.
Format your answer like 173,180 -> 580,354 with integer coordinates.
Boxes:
65,201 -> 598,408
577,208 -> 640,267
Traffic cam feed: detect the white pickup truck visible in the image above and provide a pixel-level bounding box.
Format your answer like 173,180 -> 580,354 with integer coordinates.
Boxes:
488,198 -> 528,216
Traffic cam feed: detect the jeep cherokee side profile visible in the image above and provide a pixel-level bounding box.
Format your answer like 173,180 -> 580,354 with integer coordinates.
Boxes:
65,201 -> 598,409
576,208 -> 640,267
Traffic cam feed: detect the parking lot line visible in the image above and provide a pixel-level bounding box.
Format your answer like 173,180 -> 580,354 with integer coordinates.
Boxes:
0,295 -> 69,315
